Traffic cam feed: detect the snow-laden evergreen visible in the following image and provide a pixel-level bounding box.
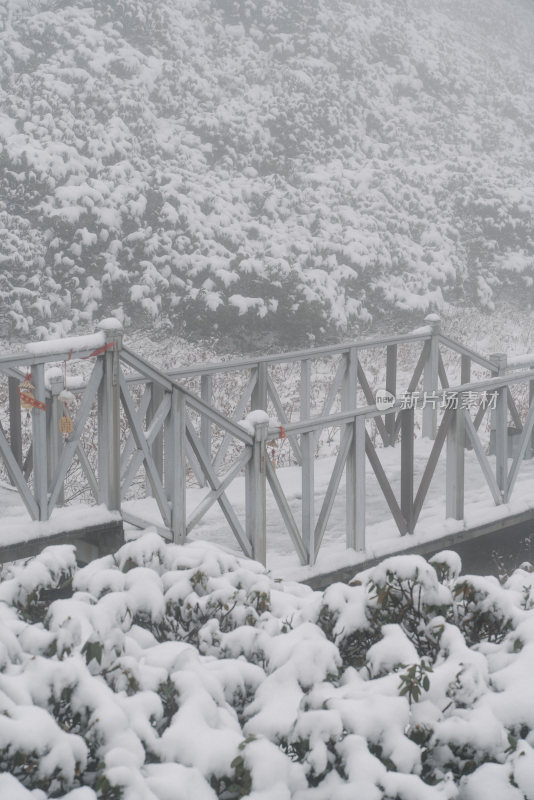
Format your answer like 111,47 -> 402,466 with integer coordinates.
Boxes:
1,0 -> 534,342
1,534 -> 534,798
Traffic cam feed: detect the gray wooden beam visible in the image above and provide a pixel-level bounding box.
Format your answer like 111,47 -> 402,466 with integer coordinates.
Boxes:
8,376 -> 22,475
31,362 -> 48,520
245,421 -> 267,564
400,407 -> 414,533
385,344 -> 397,445
423,315 -> 440,439
446,406 -> 465,520
342,347 -> 358,549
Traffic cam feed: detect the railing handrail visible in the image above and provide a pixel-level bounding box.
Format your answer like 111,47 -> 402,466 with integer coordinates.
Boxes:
120,347 -> 254,446
437,333 -> 497,372
272,367 -> 534,436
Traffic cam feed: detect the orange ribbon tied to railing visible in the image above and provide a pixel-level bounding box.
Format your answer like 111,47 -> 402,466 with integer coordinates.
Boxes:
279,426 -> 286,439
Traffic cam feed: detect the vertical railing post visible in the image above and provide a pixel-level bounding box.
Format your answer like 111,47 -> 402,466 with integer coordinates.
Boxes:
145,381 -> 164,496
446,403 -> 465,519
343,347 -> 358,549
354,415 -> 366,550
300,358 -> 315,563
385,344 -> 397,445
300,358 -> 311,421
245,421 -> 267,564
251,361 -> 268,412
423,314 -> 441,439
97,324 -> 122,511
400,407 -> 414,533
199,374 -> 212,487
48,373 -> 64,506
165,387 -> 186,543
301,428 -> 315,565
491,354 -> 508,500
530,378 -> 534,459
8,376 -> 23,478
31,362 -> 48,520
461,355 -> 472,450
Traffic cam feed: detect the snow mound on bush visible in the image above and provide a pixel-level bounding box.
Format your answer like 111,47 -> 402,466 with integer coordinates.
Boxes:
1,537 -> 534,798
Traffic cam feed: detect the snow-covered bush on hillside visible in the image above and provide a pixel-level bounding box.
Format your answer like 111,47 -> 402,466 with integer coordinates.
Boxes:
2,535 -> 534,798
1,0 -> 534,342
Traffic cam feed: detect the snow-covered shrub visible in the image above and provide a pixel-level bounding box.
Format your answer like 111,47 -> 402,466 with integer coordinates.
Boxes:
2,536 -> 534,798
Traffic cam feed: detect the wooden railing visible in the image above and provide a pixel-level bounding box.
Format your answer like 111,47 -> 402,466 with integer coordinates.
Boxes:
1,315 -> 534,566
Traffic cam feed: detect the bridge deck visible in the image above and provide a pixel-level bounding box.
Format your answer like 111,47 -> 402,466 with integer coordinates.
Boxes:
123,440 -> 534,583
0,481 -> 122,563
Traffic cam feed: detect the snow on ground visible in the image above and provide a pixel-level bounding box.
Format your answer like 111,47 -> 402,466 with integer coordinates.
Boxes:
123,440 -> 534,582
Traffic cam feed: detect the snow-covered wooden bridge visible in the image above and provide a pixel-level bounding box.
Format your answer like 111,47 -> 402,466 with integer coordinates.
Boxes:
1,316 -> 534,581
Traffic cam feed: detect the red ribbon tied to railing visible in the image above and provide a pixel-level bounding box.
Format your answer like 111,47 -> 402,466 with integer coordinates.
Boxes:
82,341 -> 115,359
18,391 -> 46,412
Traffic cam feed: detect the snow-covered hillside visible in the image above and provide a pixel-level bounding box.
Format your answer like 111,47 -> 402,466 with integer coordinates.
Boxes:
1,0 -> 534,343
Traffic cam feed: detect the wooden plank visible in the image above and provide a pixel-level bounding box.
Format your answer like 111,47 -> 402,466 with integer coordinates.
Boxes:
120,384 -> 152,479
119,372 -> 172,527
342,347 -> 358,548
354,416 -> 366,551
507,392 -> 523,432
464,411 -> 502,505
8,376 -> 22,473
394,341 -> 428,439
0,519 -> 124,565
47,360 -> 104,515
31,363 -> 48,520
357,362 -> 389,445
423,319 -> 440,439
213,372 -> 256,472
187,450 -> 251,533
461,354 -> 471,385
47,374 -> 64,504
266,458 -> 308,565
400,408 -> 414,533
507,397 -> 534,498
413,407 -> 452,525
0,426 -> 39,518
121,347 -> 254,445
438,353 -> 449,389
300,359 -> 312,419
385,344 -> 397,445
267,373 -> 302,464
169,389 -> 186,543
446,406 -> 465,520
365,431 -> 408,535
314,424 -> 352,558
199,375 -> 212,487
23,443 -> 32,480
301,430 -> 315,564
76,443 -> 99,500
185,420 -> 252,558
245,421 -> 267,564
252,361 -> 268,411
121,393 -> 171,497
495,385 -> 508,499
320,357 -> 346,418
438,334 -> 497,372
461,356 -> 472,450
